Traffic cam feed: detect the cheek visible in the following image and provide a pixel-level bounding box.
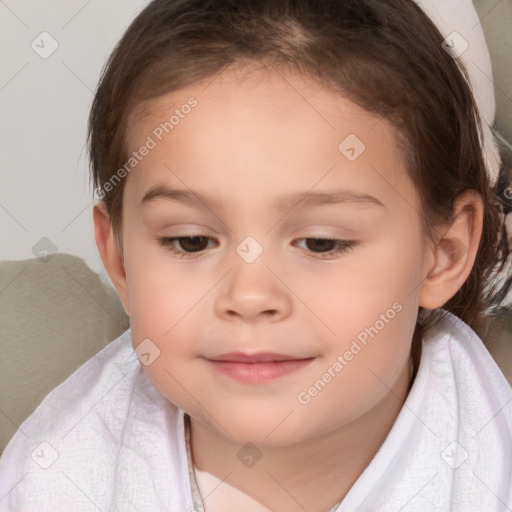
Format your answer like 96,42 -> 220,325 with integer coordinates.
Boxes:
304,300 -> 416,420
126,274 -> 205,410
123,234 -> 199,337
128,276 -> 203,348
305,240 -> 421,337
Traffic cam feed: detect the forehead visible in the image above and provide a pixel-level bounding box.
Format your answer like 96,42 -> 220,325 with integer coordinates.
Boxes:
123,64 -> 418,214
129,64 -> 380,138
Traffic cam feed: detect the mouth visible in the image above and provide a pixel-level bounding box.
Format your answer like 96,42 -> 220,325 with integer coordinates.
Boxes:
207,352 -> 309,363
204,352 -> 315,382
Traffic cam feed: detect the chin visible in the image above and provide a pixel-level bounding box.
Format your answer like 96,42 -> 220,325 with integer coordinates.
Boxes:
195,407 -> 315,448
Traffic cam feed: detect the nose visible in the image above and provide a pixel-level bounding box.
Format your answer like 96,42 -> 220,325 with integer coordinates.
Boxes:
214,257 -> 292,323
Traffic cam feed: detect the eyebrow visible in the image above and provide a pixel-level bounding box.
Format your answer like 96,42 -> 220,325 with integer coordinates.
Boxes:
140,183 -> 385,211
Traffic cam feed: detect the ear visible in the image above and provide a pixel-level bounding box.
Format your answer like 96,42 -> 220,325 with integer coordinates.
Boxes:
93,202 -> 130,316
418,189 -> 483,310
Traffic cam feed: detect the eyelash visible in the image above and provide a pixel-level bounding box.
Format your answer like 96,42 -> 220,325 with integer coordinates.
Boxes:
157,235 -> 356,260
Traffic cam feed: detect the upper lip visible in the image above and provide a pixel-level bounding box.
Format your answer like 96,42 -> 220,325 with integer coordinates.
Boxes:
206,352 -> 312,363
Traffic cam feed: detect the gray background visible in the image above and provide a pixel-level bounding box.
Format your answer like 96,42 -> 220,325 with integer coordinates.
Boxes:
0,0 -> 148,281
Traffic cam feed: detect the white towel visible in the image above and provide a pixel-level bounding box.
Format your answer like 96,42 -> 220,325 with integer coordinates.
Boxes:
0,310 -> 511,511
336,310 -> 512,511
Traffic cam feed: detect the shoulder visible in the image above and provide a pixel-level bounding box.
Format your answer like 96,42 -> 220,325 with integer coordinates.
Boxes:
422,309 -> 512,418
0,328 -> 179,509
14,327 -> 139,442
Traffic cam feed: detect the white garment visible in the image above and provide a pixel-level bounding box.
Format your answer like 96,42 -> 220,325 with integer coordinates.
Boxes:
193,466 -> 276,512
0,310 -> 511,511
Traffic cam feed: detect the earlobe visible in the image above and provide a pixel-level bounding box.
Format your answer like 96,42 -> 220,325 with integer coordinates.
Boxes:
418,190 -> 483,310
93,203 -> 130,316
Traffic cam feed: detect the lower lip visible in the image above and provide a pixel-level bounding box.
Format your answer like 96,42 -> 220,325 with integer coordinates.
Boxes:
204,358 -> 314,383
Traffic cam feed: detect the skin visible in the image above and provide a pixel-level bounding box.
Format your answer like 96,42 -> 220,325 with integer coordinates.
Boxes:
94,64 -> 483,512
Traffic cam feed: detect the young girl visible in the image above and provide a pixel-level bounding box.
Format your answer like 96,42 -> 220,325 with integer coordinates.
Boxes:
1,0 -> 511,510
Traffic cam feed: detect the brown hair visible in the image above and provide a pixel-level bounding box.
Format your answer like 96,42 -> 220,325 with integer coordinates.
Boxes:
88,0 -> 511,370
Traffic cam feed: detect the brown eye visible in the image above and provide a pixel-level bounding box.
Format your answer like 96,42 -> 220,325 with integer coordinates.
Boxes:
159,235 -> 215,258
175,236 -> 209,252
294,238 -> 355,259
304,238 -> 337,252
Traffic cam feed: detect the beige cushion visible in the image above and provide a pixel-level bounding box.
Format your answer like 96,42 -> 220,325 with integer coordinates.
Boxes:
0,255 -> 129,453
478,308 -> 512,383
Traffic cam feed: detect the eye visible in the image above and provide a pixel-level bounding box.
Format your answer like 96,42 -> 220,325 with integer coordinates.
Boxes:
158,235 -> 217,258
294,238 -> 356,259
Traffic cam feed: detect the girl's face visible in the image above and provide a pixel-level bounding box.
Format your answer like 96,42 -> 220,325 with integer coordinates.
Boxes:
117,65 -> 435,446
